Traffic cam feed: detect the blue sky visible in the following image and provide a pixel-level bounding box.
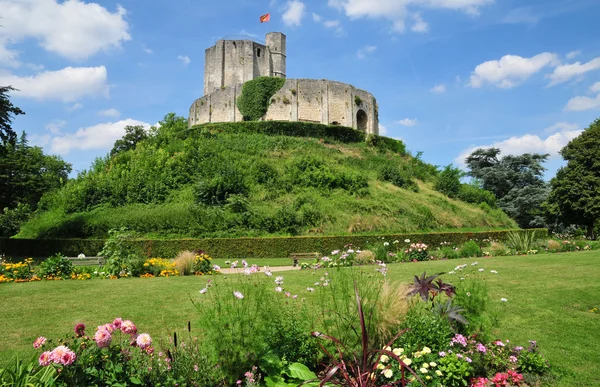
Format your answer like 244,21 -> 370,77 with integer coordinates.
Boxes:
1,0 -> 600,178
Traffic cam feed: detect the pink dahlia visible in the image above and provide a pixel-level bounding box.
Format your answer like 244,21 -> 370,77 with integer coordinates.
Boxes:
136,333 -> 152,349
74,323 -> 86,338
100,323 -> 115,334
94,328 -> 112,348
50,345 -> 76,366
39,351 -> 52,366
33,336 -> 47,349
121,320 -> 137,335
112,318 -> 123,329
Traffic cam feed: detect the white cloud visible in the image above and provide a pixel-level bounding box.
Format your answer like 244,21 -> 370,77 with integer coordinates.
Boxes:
45,119 -> 66,134
543,122 -> 579,133
0,0 -> 130,62
50,119 -> 151,155
431,84 -> 446,93
455,124 -> 582,166
501,7 -> 538,25
0,66 -> 109,102
468,52 -> 559,88
99,108 -> 121,118
566,50 -> 581,60
547,57 -> 600,86
323,20 -> 345,36
282,0 -> 306,27
177,55 -> 191,66
328,0 -> 491,33
590,82 -> 600,94
142,45 -> 153,54
29,134 -> 51,147
67,103 -> 84,112
564,94 -> 600,112
396,118 -> 418,126
379,124 -> 388,136
0,42 -> 20,67
312,13 -> 322,22
411,13 -> 428,32
357,45 -> 377,59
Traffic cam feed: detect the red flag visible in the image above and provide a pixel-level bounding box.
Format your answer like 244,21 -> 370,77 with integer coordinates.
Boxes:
260,13 -> 271,23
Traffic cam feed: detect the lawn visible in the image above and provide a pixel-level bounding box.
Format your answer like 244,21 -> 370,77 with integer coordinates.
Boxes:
1,251 -> 599,386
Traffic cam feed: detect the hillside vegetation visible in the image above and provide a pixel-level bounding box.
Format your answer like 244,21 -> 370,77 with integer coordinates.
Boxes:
17,115 -> 516,239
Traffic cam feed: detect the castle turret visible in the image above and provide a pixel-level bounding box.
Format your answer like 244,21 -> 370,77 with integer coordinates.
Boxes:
266,32 -> 286,78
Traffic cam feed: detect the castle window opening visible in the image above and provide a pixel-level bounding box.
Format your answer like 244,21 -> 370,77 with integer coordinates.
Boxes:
356,110 -> 367,132
257,48 -> 261,57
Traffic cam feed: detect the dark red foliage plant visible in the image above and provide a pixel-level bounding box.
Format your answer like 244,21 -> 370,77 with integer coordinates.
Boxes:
309,282 -> 425,387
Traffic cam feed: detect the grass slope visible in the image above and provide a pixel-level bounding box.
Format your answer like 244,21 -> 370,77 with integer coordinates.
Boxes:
18,122 -> 514,239
1,251 -> 599,386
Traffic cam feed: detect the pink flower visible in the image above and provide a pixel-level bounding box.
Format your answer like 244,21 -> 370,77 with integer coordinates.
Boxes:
99,323 -> 115,334
94,328 -> 112,348
476,343 -> 487,353
145,346 -> 155,355
74,323 -> 86,338
194,364 -> 199,372
494,340 -> 505,347
39,351 -> 52,366
33,336 -> 47,349
136,333 -> 152,350
50,345 -> 76,366
509,355 -> 518,363
112,318 -> 123,329
233,291 -> 244,299
121,320 -> 137,334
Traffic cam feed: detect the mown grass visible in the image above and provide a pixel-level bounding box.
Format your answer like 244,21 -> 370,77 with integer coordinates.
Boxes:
1,251 -> 598,386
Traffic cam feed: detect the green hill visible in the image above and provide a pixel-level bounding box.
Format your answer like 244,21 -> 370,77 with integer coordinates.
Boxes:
17,115 -> 516,239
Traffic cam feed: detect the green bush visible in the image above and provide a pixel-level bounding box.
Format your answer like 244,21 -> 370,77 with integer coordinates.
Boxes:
395,303 -> 454,353
437,353 -> 474,387
435,165 -> 462,197
236,77 -> 286,121
194,164 -> 249,205
38,253 -> 73,279
378,165 -> 418,191
459,240 -> 482,258
97,228 -> 144,276
0,203 -> 32,237
458,184 -> 497,208
288,156 -> 368,194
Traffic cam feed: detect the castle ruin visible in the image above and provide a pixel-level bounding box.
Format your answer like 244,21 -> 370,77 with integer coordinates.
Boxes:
189,32 -> 379,135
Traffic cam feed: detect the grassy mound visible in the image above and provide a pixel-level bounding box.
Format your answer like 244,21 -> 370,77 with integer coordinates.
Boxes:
18,119 -> 515,239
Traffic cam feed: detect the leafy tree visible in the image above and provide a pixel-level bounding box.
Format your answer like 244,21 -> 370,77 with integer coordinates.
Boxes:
548,119 -> 600,238
0,132 -> 71,234
110,125 -> 149,156
0,86 -> 25,147
465,148 -> 549,228
435,165 -> 463,197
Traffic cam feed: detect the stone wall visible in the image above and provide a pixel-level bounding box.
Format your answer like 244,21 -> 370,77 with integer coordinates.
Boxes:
190,79 -> 379,135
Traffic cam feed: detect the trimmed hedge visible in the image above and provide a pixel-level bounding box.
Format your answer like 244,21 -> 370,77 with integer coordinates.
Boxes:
187,121 -> 406,155
0,229 -> 547,259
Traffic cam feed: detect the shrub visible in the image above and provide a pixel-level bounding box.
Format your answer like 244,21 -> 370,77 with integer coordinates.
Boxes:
435,165 -> 462,198
433,246 -> 460,260
437,353 -> 474,387
404,242 -> 429,261
378,165 -> 418,191
97,228 -> 143,277
395,303 -> 454,354
193,253 -> 217,275
142,258 -> 178,277
459,240 -> 482,258
38,254 -> 73,279
489,242 -> 509,256
236,77 -> 286,121
194,164 -> 249,205
453,275 -> 495,339
458,184 -> 497,207
173,250 -> 196,276
506,230 -> 539,253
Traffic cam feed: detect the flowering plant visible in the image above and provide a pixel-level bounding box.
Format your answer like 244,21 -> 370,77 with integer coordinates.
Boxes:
142,258 -> 179,277
193,253 -> 218,275
404,243 -> 429,262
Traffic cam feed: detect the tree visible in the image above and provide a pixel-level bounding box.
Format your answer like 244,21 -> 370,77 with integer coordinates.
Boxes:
0,86 -> 25,147
465,148 -> 549,228
548,119 -> 600,238
110,125 -> 149,156
0,132 -> 71,226
434,165 -> 463,198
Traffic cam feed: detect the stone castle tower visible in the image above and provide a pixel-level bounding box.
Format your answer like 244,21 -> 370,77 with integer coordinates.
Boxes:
204,32 -> 287,95
190,32 -> 379,135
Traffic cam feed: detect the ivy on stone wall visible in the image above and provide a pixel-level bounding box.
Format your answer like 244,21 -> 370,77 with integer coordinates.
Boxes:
236,77 -> 286,121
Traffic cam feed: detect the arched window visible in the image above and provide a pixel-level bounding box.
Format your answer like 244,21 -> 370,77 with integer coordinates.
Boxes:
356,110 -> 368,132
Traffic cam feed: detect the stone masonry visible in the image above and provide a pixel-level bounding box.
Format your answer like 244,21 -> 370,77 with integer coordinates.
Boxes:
191,32 -> 379,135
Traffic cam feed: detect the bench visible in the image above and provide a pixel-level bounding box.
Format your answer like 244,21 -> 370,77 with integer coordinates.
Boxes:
289,252 -> 320,267
66,257 -> 105,267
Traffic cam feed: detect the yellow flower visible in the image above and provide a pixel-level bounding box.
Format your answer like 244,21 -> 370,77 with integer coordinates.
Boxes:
419,367 -> 428,374
380,355 -> 389,363
414,351 -> 422,358
393,348 -> 404,356
383,369 -> 393,378
425,375 -> 431,380
422,347 -> 432,354
429,362 -> 437,367
383,346 -> 392,351
422,363 -> 429,369
403,358 -> 412,366
377,363 -> 385,370
435,370 -> 443,376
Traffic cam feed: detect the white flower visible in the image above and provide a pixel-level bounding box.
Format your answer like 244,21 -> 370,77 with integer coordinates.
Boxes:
233,291 -> 244,299
380,355 -> 389,363
500,297 -> 508,302
490,270 -> 498,274
199,288 -> 208,294
306,287 -> 315,292
471,262 -> 478,266
347,249 -> 354,253
383,242 -> 390,247
275,276 -> 284,285
383,368 -> 393,378
478,268 -> 484,272
275,286 -> 283,292
265,270 -> 273,277
404,239 -> 410,243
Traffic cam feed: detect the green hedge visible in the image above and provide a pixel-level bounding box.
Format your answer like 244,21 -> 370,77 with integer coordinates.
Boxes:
0,229 -> 546,259
187,121 -> 406,155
